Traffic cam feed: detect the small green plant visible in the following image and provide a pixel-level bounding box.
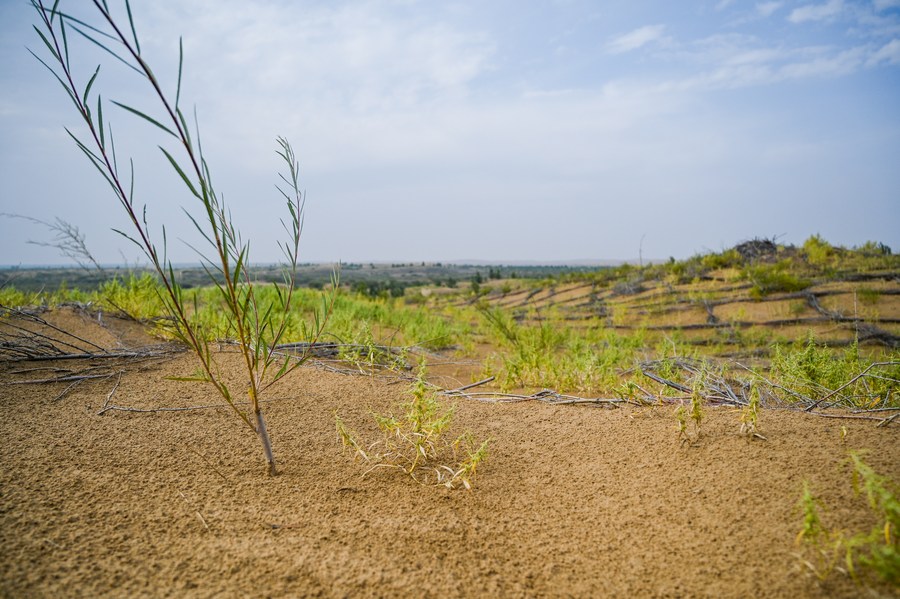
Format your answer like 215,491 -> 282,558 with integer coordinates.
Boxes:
796,481 -> 843,579
336,362 -> 489,489
796,453 -> 899,587
846,452 -> 899,584
739,385 -> 766,440
673,370 -> 705,446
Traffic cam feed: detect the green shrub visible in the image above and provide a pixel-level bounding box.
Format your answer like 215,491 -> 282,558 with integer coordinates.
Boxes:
700,248 -> 742,270
742,261 -> 810,298
803,234 -> 836,268
770,337 -> 900,408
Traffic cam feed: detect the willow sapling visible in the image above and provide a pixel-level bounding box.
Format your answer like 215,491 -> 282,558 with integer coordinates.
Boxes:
30,0 -> 334,475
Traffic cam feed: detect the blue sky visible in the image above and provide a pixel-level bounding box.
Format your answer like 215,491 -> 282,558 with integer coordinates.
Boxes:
1,0 -> 898,265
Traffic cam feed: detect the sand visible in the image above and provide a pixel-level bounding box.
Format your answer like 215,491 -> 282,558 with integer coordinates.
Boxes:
1,308 -> 897,598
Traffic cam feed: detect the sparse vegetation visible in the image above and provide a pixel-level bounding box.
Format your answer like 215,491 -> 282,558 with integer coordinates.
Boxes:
336,362 -> 489,489
797,452 -> 899,587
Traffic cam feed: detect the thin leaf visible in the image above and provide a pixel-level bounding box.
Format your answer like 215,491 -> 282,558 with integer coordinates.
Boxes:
112,101 -> 177,137
159,146 -> 201,198
95,96 -> 105,148
176,37 -> 184,109
234,246 -> 247,285
111,228 -> 145,251
65,128 -> 104,166
82,65 -> 100,106
125,0 -> 141,55
67,24 -> 142,76
129,159 -> 136,206
108,121 -> 118,175
180,208 -> 216,249
71,142 -> 116,193
54,10 -> 116,41
32,26 -> 61,63
59,11 -> 69,69
30,47 -> 80,108
176,108 -> 192,149
49,0 -> 61,24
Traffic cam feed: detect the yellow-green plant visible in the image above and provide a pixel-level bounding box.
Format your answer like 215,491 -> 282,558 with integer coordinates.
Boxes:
739,385 -> 766,440
796,481 -> 843,579
31,0 -> 333,475
674,368 -> 706,445
689,370 -> 705,437
336,362 -> 489,489
796,453 -> 899,587
846,452 -> 899,585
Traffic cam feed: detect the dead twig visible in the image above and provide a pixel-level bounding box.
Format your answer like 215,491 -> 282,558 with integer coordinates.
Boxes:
454,388 -> 631,407
876,412 -> 900,428
97,373 -> 123,413
177,490 -> 210,531
97,403 -> 226,416
442,376 -> 495,395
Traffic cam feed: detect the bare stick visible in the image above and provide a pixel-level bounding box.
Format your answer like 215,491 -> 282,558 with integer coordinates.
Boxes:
52,379 -> 84,401
7,373 -> 120,385
0,348 -> 181,363
97,403 -> 226,416
877,412 -> 900,428
97,373 -> 123,413
806,412 -> 889,423
1,306 -> 106,352
641,369 -> 692,394
443,376 -> 495,394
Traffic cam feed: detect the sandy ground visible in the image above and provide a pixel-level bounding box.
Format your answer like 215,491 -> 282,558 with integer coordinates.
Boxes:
1,309 -> 898,598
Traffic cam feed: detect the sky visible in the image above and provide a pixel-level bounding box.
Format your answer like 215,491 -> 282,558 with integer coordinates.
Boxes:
1,0 -> 899,266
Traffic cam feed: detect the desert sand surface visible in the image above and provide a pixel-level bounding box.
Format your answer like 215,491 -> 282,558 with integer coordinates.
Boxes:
1,308 -> 897,598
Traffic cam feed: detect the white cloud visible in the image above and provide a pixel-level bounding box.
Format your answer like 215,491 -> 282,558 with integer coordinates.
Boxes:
144,1 -> 494,114
874,0 -> 900,10
867,38 -> 900,65
715,0 -> 737,11
779,47 -> 864,77
788,0 -> 845,23
756,2 -> 783,18
606,24 -> 667,54
657,30 -> 900,92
